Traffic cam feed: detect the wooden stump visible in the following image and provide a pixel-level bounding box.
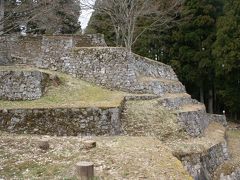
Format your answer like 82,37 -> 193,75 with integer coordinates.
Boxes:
75,161 -> 94,180
83,140 -> 96,149
38,140 -> 50,151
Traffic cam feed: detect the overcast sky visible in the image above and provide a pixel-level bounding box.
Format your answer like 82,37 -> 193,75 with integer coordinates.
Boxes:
79,0 -> 96,32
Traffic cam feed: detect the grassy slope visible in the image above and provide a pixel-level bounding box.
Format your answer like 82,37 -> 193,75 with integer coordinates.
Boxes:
0,66 -> 127,109
0,132 -> 192,180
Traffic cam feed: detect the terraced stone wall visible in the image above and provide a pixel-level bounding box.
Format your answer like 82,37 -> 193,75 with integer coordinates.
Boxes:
0,70 -> 49,100
0,107 -> 121,136
0,34 -> 185,95
13,45 -> 185,96
68,48 -> 183,96
181,141 -> 229,179
0,34 -> 107,66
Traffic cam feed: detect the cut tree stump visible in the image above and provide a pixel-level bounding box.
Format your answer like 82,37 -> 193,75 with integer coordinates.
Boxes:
75,161 -> 94,180
38,139 -> 50,151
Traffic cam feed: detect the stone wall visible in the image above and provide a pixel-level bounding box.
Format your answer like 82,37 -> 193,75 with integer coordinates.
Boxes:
176,107 -> 209,137
0,34 -> 107,66
74,34 -> 107,47
9,36 -> 42,60
0,70 -> 49,100
220,168 -> 240,180
0,36 -> 11,65
209,114 -> 227,127
12,46 -> 185,96
181,141 -> 229,179
0,107 -> 121,136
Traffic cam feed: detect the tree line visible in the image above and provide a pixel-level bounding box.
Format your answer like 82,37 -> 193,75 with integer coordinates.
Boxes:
86,0 -> 240,121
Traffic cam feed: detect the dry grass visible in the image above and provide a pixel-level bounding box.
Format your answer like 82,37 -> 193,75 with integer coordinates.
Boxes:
0,131 -> 192,180
138,76 -> 179,84
0,66 -> 127,109
121,99 -> 188,142
161,93 -> 191,98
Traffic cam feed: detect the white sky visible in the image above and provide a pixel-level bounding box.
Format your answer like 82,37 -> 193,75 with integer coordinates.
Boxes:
79,0 -> 96,32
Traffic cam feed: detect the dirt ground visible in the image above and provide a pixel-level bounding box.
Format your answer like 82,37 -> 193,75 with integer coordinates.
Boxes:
0,131 -> 192,180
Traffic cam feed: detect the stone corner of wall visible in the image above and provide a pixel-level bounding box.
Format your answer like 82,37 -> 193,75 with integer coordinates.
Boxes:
208,113 -> 227,127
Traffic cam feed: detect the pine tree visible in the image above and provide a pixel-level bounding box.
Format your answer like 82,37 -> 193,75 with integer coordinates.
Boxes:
213,0 -> 240,119
86,11 -> 116,46
162,0 -> 223,113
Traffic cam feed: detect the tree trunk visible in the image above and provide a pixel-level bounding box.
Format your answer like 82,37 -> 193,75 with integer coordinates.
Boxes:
75,161 -> 94,180
200,84 -> 204,103
0,0 -> 4,35
208,88 -> 214,114
213,84 -> 217,113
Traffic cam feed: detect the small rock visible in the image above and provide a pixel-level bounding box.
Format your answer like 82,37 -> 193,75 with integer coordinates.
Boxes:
83,140 -> 96,149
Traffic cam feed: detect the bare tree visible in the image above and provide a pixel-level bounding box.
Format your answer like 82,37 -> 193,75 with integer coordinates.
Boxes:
1,0 -> 80,35
81,0 -> 183,51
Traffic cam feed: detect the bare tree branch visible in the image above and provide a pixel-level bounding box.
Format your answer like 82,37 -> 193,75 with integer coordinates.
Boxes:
81,0 -> 183,51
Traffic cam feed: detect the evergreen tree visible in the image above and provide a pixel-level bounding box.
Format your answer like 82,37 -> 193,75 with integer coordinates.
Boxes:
86,11 -> 116,46
213,0 -> 240,119
161,0 -> 223,113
